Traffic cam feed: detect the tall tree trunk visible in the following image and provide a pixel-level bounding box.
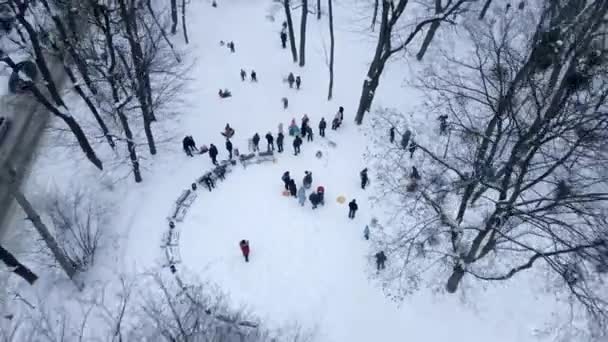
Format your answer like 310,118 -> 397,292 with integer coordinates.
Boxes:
1,171 -> 78,284
299,0 -> 308,67
1,56 -> 103,170
182,0 -> 188,44
478,0 -> 493,20
146,0 -> 181,62
0,244 -> 38,285
171,0 -> 178,34
115,96 -> 142,183
63,64 -> 116,150
418,0 -> 445,61
284,0 -> 298,63
355,0 -> 390,124
371,0 -> 378,31
317,0 -> 321,19
327,0 -> 335,100
10,0 -> 65,107
117,0 -> 157,155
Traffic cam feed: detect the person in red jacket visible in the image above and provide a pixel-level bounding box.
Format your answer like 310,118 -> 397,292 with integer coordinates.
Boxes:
239,240 -> 250,262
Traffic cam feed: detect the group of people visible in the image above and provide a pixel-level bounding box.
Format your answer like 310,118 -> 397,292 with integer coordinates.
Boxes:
240,69 -> 257,82
282,171 -> 327,209
287,72 -> 302,89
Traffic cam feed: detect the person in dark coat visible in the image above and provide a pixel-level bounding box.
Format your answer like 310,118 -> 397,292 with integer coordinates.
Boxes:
203,175 -> 215,192
214,165 -> 226,180
348,199 -> 358,219
408,141 -> 417,158
331,117 -> 340,130
282,171 -> 291,190
319,118 -> 326,137
301,114 -> 309,139
225,139 -> 233,159
309,192 -> 320,209
239,240 -> 250,262
277,132 -> 284,153
337,106 -> 344,123
251,70 -> 257,82
295,76 -> 301,89
282,97 -> 289,109
280,31 -> 287,48
182,136 -> 196,157
252,133 -> 260,152
209,144 -> 219,165
303,171 -> 312,189
288,179 -> 297,197
389,126 -> 395,143
411,166 -> 421,180
316,186 -> 325,205
265,132 -> 274,151
364,225 -> 370,240
228,41 -> 235,53
306,126 -> 313,142
360,168 -> 369,190
287,73 -> 295,88
375,251 -> 387,271
438,115 -> 448,135
240,69 -> 246,81
293,135 -> 302,155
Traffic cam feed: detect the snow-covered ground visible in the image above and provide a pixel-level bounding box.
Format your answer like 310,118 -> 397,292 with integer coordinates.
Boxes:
2,0 -> 575,340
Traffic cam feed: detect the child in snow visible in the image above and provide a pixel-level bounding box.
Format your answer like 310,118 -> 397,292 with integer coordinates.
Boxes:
375,251 -> 387,271
297,186 -> 306,206
239,240 -> 250,262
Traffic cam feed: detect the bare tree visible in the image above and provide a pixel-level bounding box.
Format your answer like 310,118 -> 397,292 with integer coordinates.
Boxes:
283,0 -> 298,63
0,167 -> 78,284
299,0 -> 308,67
415,0 -> 449,61
354,0 -> 473,124
327,0 -> 335,100
0,244 -> 38,285
171,0 -> 178,34
370,0 -> 378,31
478,0 -> 493,19
374,1 -> 608,331
317,0 -> 321,19
181,0 -> 188,44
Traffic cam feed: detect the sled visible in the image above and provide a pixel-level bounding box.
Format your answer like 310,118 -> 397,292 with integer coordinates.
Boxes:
175,189 -> 197,207
282,190 -> 291,196
336,195 -> 346,204
257,150 -> 276,163
164,246 -> 182,265
162,229 -> 180,247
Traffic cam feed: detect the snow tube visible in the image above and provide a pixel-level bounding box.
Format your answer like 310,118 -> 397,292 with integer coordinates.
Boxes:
336,195 -> 346,204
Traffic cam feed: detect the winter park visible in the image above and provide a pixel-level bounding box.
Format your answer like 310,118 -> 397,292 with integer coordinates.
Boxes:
0,0 -> 607,341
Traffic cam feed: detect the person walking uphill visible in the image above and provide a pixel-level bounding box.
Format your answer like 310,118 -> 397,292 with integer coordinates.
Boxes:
293,135 -> 302,155
265,132 -> 274,151
319,118 -> 326,137
225,139 -> 233,159
252,133 -> 260,152
360,168 -> 369,190
348,199 -> 358,219
282,171 -> 291,191
288,179 -> 297,197
239,240 -> 250,262
297,185 -> 306,206
277,132 -> 284,153
208,144 -> 219,165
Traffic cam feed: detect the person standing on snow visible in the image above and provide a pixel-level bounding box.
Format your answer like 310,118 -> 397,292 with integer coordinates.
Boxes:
265,132 -> 274,151
360,168 -> 369,189
182,136 -> 196,157
293,135 -> 302,155
297,186 -> 306,206
375,251 -> 387,271
251,70 -> 257,82
288,179 -> 297,197
277,132 -> 285,153
282,171 -> 291,190
203,174 -> 215,192
411,166 -> 421,180
316,186 -> 325,205
288,119 -> 300,136
389,126 -> 395,143
287,72 -> 295,88
303,171 -> 312,189
309,191 -> 320,209
337,106 -> 344,124
282,97 -> 289,109
208,144 -> 219,165
301,114 -> 309,139
239,240 -> 250,262
252,133 -> 260,152
295,76 -> 301,89
225,139 -> 233,159
306,126 -> 313,142
280,30 -> 287,49
408,141 -> 417,159
348,199 -> 358,219
364,225 -> 370,240
319,118 -> 327,137
240,69 -> 246,81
